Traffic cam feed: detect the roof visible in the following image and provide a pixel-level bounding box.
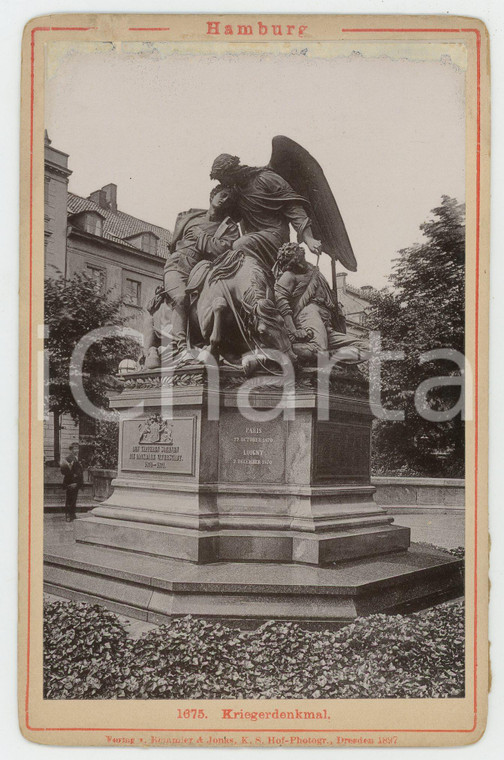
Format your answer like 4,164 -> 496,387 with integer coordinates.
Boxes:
346,283 -> 374,301
67,193 -> 171,258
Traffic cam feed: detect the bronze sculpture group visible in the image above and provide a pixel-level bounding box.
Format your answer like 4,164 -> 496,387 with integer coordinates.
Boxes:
143,137 -> 368,374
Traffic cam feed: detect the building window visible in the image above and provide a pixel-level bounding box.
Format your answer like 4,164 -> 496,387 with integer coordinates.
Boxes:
86,265 -> 106,294
124,278 -> 141,307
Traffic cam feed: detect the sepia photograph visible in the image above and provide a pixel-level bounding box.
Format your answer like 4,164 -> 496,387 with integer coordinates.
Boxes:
17,13 -> 489,746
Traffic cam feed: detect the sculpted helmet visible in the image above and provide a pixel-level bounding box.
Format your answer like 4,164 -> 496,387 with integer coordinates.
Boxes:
210,153 -> 241,180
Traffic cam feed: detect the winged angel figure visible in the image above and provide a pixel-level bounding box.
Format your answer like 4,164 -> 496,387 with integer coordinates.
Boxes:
153,137 -> 365,373
209,135 -> 357,276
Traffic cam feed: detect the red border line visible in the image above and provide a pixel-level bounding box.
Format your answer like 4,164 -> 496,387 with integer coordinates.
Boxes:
27,26 -> 482,735
25,25 -> 96,730
342,23 -> 482,733
342,28 -> 467,33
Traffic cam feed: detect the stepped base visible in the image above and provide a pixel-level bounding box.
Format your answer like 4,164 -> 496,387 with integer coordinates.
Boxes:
44,538 -> 463,629
75,515 -> 410,565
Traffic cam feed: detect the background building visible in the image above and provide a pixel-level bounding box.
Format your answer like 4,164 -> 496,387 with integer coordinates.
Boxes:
336,272 -> 373,339
44,133 -> 171,465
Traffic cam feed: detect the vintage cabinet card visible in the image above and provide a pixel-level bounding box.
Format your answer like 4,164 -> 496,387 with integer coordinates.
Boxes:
19,13 -> 489,746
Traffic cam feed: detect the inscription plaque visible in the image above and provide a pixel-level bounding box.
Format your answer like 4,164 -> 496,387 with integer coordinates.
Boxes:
121,415 -> 196,475
314,421 -> 370,483
219,414 -> 285,483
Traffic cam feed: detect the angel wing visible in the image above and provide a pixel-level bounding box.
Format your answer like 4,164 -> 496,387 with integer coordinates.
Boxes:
268,135 -> 357,272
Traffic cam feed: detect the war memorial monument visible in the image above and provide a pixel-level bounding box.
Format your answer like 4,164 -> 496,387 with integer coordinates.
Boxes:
45,137 -> 463,627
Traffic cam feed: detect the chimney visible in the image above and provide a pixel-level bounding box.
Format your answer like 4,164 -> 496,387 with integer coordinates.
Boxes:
102,183 -> 118,213
87,183 -> 117,212
88,189 -> 108,208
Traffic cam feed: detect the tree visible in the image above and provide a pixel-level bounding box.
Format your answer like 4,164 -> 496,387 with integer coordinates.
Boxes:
365,196 -> 465,477
44,272 -> 141,463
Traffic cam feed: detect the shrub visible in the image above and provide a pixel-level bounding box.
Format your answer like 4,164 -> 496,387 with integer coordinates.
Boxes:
43,600 -> 128,699
111,617 -> 257,699
43,599 -> 464,700
325,602 -> 465,698
89,420 -> 119,470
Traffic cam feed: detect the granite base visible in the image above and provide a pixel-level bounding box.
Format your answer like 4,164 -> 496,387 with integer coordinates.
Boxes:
44,539 -> 463,629
75,514 -> 410,565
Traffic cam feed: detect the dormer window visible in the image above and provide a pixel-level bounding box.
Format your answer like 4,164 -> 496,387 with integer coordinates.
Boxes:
69,210 -> 105,237
123,231 -> 159,255
83,212 -> 104,236
142,233 -> 158,255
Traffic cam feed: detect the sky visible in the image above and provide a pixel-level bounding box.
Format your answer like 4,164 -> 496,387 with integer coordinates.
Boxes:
45,40 -> 466,288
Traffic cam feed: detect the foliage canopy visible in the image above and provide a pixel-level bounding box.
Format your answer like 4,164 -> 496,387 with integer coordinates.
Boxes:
366,196 -> 465,477
44,272 -> 140,421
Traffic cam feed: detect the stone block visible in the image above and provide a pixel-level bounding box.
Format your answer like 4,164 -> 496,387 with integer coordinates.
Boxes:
443,486 -> 465,507
417,486 -> 445,505
375,485 -> 417,506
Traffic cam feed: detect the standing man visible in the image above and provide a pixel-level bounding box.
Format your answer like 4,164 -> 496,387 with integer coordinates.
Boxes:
60,442 -> 84,522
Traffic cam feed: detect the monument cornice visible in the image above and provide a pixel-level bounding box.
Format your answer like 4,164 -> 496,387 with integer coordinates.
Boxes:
117,364 -> 369,399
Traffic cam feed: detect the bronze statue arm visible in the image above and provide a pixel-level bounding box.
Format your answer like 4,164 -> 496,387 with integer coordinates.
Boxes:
283,204 -> 322,255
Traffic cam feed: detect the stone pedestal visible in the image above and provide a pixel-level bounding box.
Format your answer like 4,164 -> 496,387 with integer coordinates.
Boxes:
45,366 -> 463,627
76,366 -> 410,565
